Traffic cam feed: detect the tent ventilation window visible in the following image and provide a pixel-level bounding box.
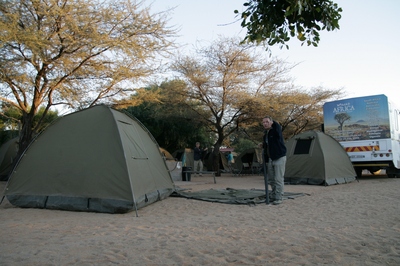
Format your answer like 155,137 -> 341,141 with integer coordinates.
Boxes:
294,139 -> 313,155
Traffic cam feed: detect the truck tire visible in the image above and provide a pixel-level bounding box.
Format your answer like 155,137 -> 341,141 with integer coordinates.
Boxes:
367,167 -> 381,175
386,166 -> 398,178
355,167 -> 362,178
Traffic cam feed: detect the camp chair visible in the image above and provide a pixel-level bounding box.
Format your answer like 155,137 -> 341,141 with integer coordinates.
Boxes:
251,162 -> 262,175
241,162 -> 251,175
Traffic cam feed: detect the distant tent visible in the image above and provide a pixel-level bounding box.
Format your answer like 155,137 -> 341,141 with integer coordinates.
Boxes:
0,130 -> 19,146
235,148 -> 263,174
236,148 -> 262,165
160,147 -> 183,182
172,148 -> 194,167
159,147 -> 174,160
3,105 -> 174,214
0,137 -> 19,181
284,131 -> 356,185
204,150 -> 231,172
219,148 -> 237,171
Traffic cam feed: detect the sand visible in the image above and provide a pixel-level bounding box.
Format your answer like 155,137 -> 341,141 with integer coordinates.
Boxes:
1,174 -> 399,265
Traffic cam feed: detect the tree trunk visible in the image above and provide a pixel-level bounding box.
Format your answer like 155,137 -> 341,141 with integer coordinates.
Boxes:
212,142 -> 222,176
16,113 -> 35,161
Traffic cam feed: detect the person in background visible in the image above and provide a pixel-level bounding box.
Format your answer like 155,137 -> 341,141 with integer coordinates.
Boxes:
227,151 -> 234,171
261,116 -> 287,205
193,142 -> 207,176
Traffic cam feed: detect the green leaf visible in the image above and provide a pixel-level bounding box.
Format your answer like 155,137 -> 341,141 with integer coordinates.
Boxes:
237,0 -> 342,49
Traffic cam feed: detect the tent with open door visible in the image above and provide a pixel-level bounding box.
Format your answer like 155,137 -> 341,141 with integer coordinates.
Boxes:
172,148 -> 193,167
203,150 -> 234,172
2,105 -> 174,214
284,131 -> 356,185
235,148 -> 263,174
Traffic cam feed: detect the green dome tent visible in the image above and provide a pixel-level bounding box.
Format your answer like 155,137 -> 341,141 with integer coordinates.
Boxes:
284,131 -> 357,185
2,105 -> 174,214
235,148 -> 263,175
0,137 -> 19,181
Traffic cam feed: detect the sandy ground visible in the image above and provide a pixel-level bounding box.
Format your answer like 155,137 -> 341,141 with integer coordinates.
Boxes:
0,173 -> 399,265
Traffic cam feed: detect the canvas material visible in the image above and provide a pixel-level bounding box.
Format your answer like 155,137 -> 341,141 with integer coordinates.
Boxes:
4,105 -> 174,213
284,131 -> 356,185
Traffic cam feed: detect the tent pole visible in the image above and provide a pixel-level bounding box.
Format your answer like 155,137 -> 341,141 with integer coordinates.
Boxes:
262,152 -> 269,205
133,200 -> 139,217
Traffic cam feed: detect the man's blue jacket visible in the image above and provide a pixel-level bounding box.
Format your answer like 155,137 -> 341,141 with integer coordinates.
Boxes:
262,120 -> 287,161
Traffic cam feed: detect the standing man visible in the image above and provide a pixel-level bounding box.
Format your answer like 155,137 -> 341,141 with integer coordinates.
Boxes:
193,142 -> 207,176
262,116 -> 287,205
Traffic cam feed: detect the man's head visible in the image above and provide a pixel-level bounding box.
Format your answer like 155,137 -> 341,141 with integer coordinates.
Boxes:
262,116 -> 273,130
196,142 -> 200,147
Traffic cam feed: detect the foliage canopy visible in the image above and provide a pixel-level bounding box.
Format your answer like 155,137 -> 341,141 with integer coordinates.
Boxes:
0,0 -> 175,153
171,37 -> 294,171
235,0 -> 342,49
124,81 -> 213,152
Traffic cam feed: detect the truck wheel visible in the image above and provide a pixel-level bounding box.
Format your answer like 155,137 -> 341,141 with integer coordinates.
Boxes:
367,167 -> 381,175
386,166 -> 398,178
355,167 -> 362,178
372,169 -> 381,175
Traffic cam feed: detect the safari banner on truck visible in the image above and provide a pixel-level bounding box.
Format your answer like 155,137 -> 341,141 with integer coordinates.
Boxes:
323,95 -> 390,142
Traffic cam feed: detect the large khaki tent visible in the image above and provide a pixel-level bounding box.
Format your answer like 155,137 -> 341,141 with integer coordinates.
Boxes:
0,137 -> 18,181
284,131 -> 356,185
3,105 -> 174,214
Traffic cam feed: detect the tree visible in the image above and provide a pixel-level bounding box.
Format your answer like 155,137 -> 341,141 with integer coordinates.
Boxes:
231,138 -> 258,154
263,86 -> 343,139
0,104 -> 21,131
231,72 -> 338,143
171,37 -> 293,174
227,86 -> 343,145
235,0 -> 342,49
124,80 -> 213,152
334,113 -> 351,131
1,104 -> 58,133
0,0 -> 175,156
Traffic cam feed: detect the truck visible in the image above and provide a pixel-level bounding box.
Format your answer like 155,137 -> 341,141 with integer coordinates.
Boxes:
323,94 -> 400,178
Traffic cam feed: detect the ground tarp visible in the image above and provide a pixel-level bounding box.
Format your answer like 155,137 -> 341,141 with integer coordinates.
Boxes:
171,188 -> 306,204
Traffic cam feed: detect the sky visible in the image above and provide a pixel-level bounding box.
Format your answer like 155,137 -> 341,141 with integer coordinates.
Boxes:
150,0 -> 400,102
